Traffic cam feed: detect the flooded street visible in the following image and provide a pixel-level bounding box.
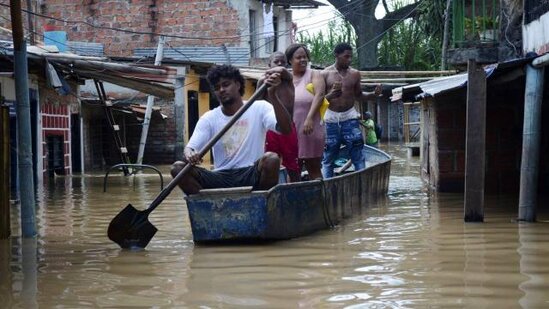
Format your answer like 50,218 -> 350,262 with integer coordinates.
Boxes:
2,144 -> 549,308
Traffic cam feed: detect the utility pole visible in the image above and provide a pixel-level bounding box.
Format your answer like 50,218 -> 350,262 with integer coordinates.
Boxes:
25,0 -> 34,45
10,0 -> 37,238
174,67 -> 186,160
137,36 -> 165,165
441,0 -> 452,70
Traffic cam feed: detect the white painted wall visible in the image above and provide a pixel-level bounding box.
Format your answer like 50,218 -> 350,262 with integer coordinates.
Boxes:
228,0 -> 293,58
523,11 -> 549,55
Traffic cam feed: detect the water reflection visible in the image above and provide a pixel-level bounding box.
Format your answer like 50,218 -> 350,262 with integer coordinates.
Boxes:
0,144 -> 548,307
0,239 -> 14,307
518,222 -> 549,308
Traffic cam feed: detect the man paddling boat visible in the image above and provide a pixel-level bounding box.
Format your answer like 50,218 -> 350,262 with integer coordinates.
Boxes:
171,64 -> 292,195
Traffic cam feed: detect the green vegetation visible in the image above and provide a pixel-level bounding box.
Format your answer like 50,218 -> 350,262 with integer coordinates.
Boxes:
297,0 -> 444,70
297,19 -> 358,68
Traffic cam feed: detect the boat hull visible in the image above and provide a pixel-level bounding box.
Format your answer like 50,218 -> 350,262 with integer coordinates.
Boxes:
185,145 -> 391,242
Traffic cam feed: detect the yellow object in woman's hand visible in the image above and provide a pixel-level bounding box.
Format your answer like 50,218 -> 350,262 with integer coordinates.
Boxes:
305,82 -> 330,120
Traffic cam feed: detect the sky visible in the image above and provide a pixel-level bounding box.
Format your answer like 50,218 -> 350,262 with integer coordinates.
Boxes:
291,0 -> 387,36
291,0 -> 340,36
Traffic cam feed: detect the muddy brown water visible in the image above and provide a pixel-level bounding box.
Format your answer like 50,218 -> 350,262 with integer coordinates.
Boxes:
1,144 -> 549,308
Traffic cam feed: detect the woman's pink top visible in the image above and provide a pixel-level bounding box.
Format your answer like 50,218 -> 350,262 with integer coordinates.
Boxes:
292,68 -> 325,159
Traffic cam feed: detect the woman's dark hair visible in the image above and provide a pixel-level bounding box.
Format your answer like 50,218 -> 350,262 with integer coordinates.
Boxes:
285,43 -> 310,64
206,64 -> 245,96
334,42 -> 353,55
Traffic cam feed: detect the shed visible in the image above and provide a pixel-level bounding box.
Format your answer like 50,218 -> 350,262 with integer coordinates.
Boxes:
392,57 -> 549,194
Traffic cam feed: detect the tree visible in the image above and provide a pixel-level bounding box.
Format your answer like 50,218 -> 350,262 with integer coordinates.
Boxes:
326,0 -> 421,69
298,19 -> 358,67
377,0 -> 444,70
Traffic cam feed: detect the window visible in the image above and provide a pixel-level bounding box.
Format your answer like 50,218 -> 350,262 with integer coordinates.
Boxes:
249,10 -> 258,58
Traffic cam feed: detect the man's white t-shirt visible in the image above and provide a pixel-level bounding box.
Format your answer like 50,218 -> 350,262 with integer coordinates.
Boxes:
187,100 -> 278,171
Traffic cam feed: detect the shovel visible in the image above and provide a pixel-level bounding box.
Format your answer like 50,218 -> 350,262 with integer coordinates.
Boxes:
108,84 -> 269,249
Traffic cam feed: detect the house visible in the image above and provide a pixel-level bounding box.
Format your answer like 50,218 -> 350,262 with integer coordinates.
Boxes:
0,41 -> 187,194
0,0 -> 329,170
2,0 -> 325,63
392,0 -> 549,195
77,58 -> 261,169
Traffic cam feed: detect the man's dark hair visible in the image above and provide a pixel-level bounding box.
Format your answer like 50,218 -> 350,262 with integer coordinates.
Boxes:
285,43 -> 310,64
269,51 -> 287,67
334,42 -> 353,55
206,64 -> 245,96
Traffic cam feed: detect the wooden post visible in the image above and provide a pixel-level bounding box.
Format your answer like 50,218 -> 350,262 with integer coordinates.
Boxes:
518,64 -> 545,222
1,104 -> 10,239
464,59 -> 486,222
174,67 -> 186,160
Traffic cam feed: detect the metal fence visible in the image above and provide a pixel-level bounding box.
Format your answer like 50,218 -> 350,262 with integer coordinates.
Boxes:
452,0 -> 500,48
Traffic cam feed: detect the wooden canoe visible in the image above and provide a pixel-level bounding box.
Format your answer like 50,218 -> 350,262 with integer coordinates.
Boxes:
185,145 -> 391,243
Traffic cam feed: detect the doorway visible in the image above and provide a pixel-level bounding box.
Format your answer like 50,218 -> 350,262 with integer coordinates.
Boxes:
46,135 -> 65,177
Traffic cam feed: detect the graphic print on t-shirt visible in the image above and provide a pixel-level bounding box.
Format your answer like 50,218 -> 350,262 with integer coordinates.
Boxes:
221,118 -> 249,159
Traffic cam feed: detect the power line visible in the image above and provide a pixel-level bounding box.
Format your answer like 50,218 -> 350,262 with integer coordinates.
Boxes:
0,0 -> 368,43
1,0 -> 397,94
0,0 -> 361,65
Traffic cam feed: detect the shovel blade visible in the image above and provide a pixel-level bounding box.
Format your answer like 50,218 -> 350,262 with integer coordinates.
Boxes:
108,204 -> 158,249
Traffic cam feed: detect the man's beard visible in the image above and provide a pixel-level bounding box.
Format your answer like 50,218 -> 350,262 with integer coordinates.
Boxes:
338,62 -> 350,69
220,96 -> 235,106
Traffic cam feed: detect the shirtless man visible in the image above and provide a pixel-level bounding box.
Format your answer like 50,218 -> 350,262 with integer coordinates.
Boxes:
321,43 -> 381,178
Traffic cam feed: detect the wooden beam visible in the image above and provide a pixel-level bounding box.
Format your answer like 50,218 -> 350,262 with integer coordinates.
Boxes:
464,59 -> 486,222
73,69 -> 175,98
361,77 -> 434,83
359,70 -> 457,77
50,58 -> 170,76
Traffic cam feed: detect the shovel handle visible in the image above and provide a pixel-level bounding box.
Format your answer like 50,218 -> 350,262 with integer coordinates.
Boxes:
144,83 -> 269,213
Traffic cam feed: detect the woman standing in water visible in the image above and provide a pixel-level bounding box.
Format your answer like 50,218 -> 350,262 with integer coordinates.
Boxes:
285,43 -> 325,180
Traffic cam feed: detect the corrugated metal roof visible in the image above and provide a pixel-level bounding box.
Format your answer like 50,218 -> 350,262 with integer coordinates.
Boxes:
134,46 -> 250,66
266,0 -> 326,8
67,41 -> 104,57
391,57 -> 534,102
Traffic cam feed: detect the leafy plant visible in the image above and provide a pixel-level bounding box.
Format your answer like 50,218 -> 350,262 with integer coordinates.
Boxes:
297,18 -> 358,67
297,0 -> 443,70
475,16 -> 499,30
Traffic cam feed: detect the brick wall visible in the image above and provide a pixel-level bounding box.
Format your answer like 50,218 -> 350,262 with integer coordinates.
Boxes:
123,98 -> 176,164
34,0 -> 241,56
429,82 -> 525,193
91,97 -> 176,166
40,86 -> 77,176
